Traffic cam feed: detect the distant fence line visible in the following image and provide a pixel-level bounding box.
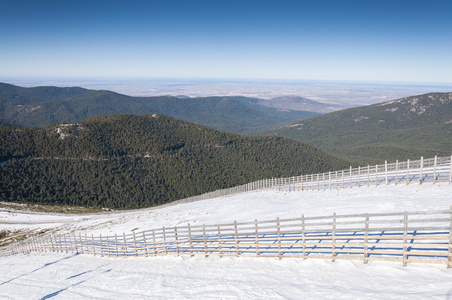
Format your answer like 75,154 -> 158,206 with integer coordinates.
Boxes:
2,208 -> 452,268
166,155 -> 452,207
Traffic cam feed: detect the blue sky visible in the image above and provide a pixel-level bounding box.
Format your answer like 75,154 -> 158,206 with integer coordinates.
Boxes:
1,0 -> 451,83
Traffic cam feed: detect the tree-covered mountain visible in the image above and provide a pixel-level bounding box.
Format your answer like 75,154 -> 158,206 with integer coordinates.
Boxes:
0,82 -> 90,104
0,114 -> 350,209
0,118 -> 20,127
0,82 -> 319,134
262,92 -> 452,164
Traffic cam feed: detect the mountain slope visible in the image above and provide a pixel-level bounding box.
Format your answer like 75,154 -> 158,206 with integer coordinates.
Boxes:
0,118 -> 19,127
0,83 -> 319,133
0,82 -> 90,104
259,95 -> 341,113
0,113 -> 349,209
263,92 -> 452,164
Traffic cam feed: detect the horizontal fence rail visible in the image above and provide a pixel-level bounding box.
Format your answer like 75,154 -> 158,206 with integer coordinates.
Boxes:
165,155 -> 452,207
2,208 -> 452,268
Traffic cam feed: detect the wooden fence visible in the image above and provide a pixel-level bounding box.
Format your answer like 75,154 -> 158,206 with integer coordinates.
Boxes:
2,208 -> 452,268
166,155 -> 452,206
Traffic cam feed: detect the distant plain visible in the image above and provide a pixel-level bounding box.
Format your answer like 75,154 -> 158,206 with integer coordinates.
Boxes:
3,77 -> 452,110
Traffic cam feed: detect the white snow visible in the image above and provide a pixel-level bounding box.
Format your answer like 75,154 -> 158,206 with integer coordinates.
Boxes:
1,182 -> 452,299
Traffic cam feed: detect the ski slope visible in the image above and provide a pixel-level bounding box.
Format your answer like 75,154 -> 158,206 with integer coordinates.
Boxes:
1,183 -> 452,299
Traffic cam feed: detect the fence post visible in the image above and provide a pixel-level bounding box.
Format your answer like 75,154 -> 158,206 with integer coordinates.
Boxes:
276,217 -> 282,259
349,166 -> 352,188
29,236 -> 34,253
64,234 -> 72,253
217,225 -> 222,257
448,205 -> 452,269
106,235 -> 110,258
64,234 -> 68,253
85,233 -> 88,254
35,236 -> 40,253
335,171 -> 338,189
203,224 -> 208,257
395,160 -> 399,185
115,234 -> 118,257
450,155 -> 452,184
152,230 -> 157,256
385,160 -> 388,185
364,215 -> 369,264
79,234 -> 83,254
420,157 -> 424,184
358,166 -> 361,187
234,221 -> 239,257
30,236 -> 35,253
133,231 -> 138,256
92,234 -> 95,256
332,213 -> 336,262
123,233 -> 127,256
254,219 -> 259,256
433,156 -> 438,184
50,234 -> 55,252
403,212 -> 408,266
163,227 -> 167,255
329,171 -> 331,190
71,234 -> 76,253
375,164 -> 378,186
142,232 -> 148,257
100,234 -> 103,257
342,170 -> 344,189
188,224 -> 193,256
175,227 -> 179,256
367,165 -> 370,187
407,159 -> 410,185
301,214 -> 306,259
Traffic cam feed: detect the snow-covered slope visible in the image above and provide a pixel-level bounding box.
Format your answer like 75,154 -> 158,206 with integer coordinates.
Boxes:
1,183 -> 452,299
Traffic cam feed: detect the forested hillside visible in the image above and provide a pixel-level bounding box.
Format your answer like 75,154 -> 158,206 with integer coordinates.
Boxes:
263,92 -> 452,164
0,82 -> 318,134
0,118 -> 19,127
0,114 -> 349,209
0,82 -> 89,103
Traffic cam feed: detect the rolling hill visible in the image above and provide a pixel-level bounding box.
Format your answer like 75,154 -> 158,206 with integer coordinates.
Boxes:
0,82 -> 319,134
0,113 -> 349,209
0,82 -> 90,104
259,95 -> 342,113
262,92 -> 452,164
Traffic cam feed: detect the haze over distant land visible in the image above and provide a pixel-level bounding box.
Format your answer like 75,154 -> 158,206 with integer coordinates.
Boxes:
2,77 -> 452,108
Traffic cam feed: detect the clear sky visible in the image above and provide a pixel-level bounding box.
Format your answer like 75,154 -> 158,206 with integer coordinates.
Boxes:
1,0 -> 451,83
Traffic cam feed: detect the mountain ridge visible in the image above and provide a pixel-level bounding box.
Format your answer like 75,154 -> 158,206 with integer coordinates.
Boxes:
0,113 -> 349,209
263,92 -> 452,164
0,82 -> 319,134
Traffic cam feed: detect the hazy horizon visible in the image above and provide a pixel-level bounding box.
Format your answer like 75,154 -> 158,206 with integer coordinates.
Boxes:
2,77 -> 452,108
